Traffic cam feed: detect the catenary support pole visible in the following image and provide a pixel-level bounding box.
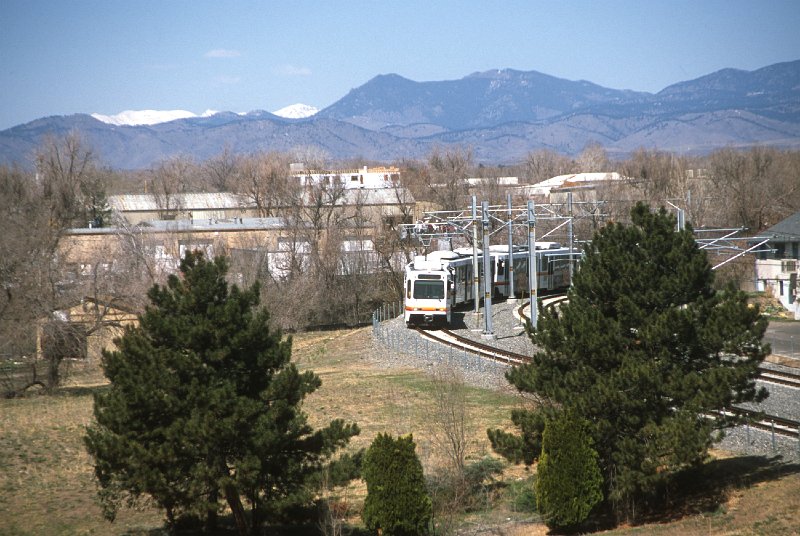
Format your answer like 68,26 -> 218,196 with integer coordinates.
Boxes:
507,193 -> 515,303
482,201 -> 495,339
568,192 -> 574,283
472,196 -> 480,316
527,201 -> 538,329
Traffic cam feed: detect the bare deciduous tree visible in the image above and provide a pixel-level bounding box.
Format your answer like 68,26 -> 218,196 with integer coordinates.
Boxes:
201,146 -> 240,192
427,146 -> 472,211
2,135 -> 123,394
576,141 -> 610,173
291,145 -> 330,171
36,131 -> 111,228
149,155 -> 197,216
524,148 -> 575,184
235,152 -> 292,217
708,146 -> 793,231
430,367 -> 470,477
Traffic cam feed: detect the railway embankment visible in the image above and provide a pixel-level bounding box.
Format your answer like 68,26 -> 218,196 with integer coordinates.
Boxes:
373,299 -> 800,461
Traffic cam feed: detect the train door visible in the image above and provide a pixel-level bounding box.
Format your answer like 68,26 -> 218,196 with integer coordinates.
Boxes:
466,264 -> 472,303
489,257 -> 497,297
458,263 -> 471,305
494,256 -> 507,297
513,255 -> 528,297
541,253 -> 552,290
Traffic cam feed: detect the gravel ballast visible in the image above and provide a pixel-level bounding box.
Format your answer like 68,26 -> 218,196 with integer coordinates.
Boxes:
372,299 -> 800,461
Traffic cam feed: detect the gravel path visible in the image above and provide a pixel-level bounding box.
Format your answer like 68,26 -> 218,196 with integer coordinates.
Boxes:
372,299 -> 800,461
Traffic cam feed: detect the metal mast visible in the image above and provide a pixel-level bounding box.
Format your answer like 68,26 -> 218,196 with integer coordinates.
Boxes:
471,196 -> 480,316
527,200 -> 538,328
481,200 -> 495,339
507,193 -> 515,303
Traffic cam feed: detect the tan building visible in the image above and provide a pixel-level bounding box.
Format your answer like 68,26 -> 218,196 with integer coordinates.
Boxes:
62,217 -> 295,280
38,296 -> 139,362
108,192 -> 255,225
56,184 -> 416,318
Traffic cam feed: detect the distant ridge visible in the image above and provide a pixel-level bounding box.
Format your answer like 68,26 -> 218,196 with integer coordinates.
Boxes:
1,60 -> 798,169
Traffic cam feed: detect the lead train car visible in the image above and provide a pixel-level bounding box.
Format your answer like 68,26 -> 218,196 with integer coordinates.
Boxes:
403,242 -> 572,327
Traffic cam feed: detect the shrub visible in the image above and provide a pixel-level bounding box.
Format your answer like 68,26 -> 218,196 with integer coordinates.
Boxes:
362,433 -> 432,535
536,412 -> 603,531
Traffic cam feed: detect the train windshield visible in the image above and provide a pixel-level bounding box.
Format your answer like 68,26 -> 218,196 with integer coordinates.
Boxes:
413,280 -> 445,299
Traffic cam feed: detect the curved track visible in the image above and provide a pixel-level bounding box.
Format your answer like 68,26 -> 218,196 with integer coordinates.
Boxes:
412,295 -> 800,439
412,326 -> 527,365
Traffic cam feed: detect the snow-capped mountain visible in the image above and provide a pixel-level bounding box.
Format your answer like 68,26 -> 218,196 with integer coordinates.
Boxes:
271,103 -> 319,119
90,104 -> 318,126
3,60 -> 797,169
91,109 -> 220,126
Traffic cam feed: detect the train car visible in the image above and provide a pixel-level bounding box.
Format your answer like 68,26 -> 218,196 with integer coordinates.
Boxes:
403,250 -> 460,327
403,242 -> 574,327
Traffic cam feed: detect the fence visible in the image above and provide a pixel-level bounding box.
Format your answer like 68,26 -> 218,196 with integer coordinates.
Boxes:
370,301 -> 800,462
370,300 -> 511,391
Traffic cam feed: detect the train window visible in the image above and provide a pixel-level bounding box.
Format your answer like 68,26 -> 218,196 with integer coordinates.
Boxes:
407,279 -> 411,299
497,259 -> 505,276
413,280 -> 444,299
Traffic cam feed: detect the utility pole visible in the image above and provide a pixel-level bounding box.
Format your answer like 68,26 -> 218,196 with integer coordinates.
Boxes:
527,201 -> 538,328
482,201 -> 495,339
567,192 -> 574,283
471,196 -> 480,317
507,193 -> 515,303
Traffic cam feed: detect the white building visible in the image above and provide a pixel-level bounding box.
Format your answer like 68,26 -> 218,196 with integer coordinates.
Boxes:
290,164 -> 401,189
754,211 -> 800,317
527,172 -> 627,197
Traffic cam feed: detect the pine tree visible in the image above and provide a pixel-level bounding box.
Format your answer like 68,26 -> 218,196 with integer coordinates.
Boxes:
535,412 -> 603,531
362,433 -> 432,536
490,203 -> 768,519
84,251 -> 359,534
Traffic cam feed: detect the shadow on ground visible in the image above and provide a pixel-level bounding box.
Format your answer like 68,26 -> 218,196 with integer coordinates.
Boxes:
588,455 -> 800,532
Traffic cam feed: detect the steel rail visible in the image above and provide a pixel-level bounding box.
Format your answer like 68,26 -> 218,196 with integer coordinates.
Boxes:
713,408 -> 800,439
412,326 -> 528,365
410,294 -> 800,442
757,367 -> 800,389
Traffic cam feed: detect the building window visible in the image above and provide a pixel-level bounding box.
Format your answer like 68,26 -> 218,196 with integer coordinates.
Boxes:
179,240 -> 214,260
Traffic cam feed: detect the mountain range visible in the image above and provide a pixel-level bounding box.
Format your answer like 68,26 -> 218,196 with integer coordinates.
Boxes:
2,60 -> 798,170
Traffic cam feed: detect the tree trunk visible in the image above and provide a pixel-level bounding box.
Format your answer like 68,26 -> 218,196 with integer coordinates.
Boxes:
224,483 -> 250,536
206,487 -> 219,533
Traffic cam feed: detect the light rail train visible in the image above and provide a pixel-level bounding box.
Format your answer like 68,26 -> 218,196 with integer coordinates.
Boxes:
403,242 -> 573,327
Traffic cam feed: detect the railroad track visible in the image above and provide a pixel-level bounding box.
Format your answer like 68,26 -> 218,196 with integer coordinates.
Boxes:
516,293 -> 569,322
412,326 -> 528,365
757,367 -> 800,389
411,297 -> 800,439
715,408 -> 800,439
419,320 -> 800,393
523,294 -> 800,391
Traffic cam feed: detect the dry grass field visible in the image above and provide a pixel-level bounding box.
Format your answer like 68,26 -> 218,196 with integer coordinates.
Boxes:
1,326 -> 799,535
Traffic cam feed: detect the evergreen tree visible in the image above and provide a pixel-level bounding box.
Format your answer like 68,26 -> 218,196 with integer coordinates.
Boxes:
490,203 -> 768,519
535,412 -> 603,531
362,433 -> 432,536
84,251 -> 359,534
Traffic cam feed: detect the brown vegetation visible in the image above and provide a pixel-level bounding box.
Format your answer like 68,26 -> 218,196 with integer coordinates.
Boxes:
1,327 -> 799,535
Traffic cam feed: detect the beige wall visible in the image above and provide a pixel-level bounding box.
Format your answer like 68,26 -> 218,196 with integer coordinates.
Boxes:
61,226 -> 283,266
37,300 -> 139,363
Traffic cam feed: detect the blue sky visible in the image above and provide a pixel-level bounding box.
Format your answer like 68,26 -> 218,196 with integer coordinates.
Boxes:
1,0 -> 798,130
